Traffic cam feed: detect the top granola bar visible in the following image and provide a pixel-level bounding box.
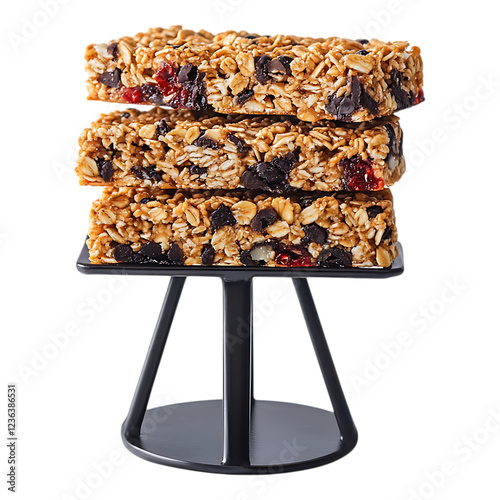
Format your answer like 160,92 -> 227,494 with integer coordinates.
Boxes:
85,26 -> 424,123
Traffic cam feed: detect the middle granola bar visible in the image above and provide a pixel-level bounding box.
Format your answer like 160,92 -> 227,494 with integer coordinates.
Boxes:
76,107 -> 404,192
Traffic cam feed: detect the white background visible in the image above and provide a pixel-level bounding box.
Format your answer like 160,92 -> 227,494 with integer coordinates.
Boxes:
2,0 -> 500,498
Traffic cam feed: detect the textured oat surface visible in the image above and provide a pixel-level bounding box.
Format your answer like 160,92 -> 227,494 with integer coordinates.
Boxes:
85,26 -> 424,122
76,107 -> 405,192
87,187 -> 398,267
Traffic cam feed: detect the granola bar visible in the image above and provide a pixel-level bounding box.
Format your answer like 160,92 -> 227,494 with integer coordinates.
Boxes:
87,187 -> 398,267
85,26 -> 424,122
76,108 -> 404,192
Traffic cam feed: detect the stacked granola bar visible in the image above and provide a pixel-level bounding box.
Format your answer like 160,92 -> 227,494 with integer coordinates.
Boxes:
77,26 -> 424,268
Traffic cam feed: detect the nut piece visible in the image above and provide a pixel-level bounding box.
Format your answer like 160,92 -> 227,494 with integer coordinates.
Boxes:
344,54 -> 374,74
231,200 -> 257,225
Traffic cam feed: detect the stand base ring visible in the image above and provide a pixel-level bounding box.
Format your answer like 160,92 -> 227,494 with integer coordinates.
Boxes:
122,399 -> 357,474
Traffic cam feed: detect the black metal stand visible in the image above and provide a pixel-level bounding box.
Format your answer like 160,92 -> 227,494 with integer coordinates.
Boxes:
77,242 -> 404,474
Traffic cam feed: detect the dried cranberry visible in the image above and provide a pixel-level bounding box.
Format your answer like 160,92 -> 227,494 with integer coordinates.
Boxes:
122,87 -> 144,103
276,245 -> 312,267
154,62 -> 208,110
340,156 -> 384,191
414,89 -> 425,104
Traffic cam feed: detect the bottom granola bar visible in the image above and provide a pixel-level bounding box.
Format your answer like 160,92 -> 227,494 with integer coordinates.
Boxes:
87,188 -> 398,267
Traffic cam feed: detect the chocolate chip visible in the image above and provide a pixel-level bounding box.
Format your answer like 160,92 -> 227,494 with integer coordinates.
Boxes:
107,43 -> 118,59
385,124 -> 397,155
240,152 -> 297,192
167,243 -> 184,264
326,77 -> 361,120
277,56 -> 293,74
140,84 -> 165,105
131,166 -> 163,182
237,89 -> 254,105
255,55 -> 272,84
367,206 -> 384,218
318,246 -> 352,268
114,244 -> 134,262
138,242 -> 162,259
298,196 -> 315,209
356,49 -> 369,55
267,58 -> 288,75
194,131 -> 221,149
189,164 -> 208,176
210,204 -> 236,231
391,70 -> 412,110
97,159 -> 114,182
121,112 -> 131,119
382,227 -> 392,242
156,119 -> 170,137
256,162 -> 287,185
201,245 -> 215,266
98,69 -> 122,88
356,39 -> 369,45
240,170 -> 267,190
250,208 -> 277,233
302,224 -> 327,244
227,134 -> 249,153
360,86 -> 379,115
326,94 -> 355,120
239,250 -> 255,266
178,64 -> 198,83
242,34 -> 258,39
271,152 -> 296,173
326,75 -> 378,120
140,197 -> 154,204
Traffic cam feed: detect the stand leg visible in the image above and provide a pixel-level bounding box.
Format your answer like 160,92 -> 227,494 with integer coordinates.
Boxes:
122,277 -> 186,438
222,278 -> 253,466
292,278 -> 358,446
